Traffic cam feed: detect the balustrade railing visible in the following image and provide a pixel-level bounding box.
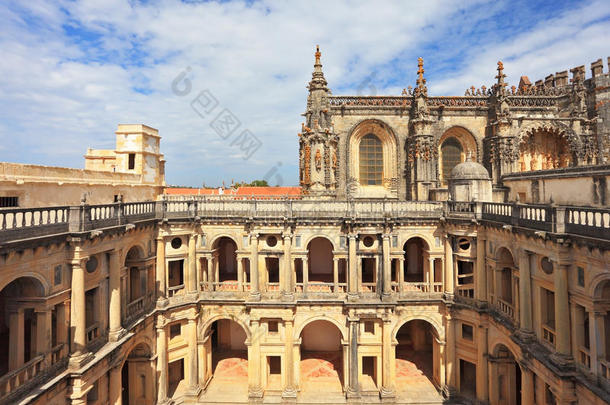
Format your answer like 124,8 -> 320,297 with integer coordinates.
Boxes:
578,346 -> 591,369
167,284 -> 185,297
496,298 -> 515,320
601,359 -> 610,381
1,200 -> 608,245
565,206 -> 610,239
0,206 -> 69,242
0,354 -> 45,399
86,323 -> 99,344
542,324 -> 556,347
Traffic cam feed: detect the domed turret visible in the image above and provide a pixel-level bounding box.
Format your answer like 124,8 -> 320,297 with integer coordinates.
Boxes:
448,154 -> 492,202
450,160 -> 490,181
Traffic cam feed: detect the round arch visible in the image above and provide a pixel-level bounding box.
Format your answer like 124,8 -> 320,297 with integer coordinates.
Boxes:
437,126 -> 479,184
294,316 -> 347,342
199,314 -> 252,342
0,273 -> 49,297
495,246 -> 516,265
304,235 -> 336,251
589,274 -> 610,299
392,314 -> 444,342
402,235 -> 431,251
210,234 -> 240,250
489,339 -> 522,362
124,244 -> 147,263
119,338 -> 153,369
399,233 -> 435,252
347,119 -> 398,191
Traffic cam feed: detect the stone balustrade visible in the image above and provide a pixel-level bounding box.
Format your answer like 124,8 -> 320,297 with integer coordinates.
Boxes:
0,199 -> 608,246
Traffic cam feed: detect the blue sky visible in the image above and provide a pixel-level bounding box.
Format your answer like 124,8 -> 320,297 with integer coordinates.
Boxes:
0,0 -> 609,187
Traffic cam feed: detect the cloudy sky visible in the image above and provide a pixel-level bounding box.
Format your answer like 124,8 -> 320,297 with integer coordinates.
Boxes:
1,0 -> 609,187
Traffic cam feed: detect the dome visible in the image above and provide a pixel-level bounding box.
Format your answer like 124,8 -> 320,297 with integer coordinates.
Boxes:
450,160 -> 490,180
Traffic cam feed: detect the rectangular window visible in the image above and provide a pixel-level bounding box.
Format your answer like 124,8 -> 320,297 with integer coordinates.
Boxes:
85,288 -> 98,328
295,235 -> 301,247
54,265 -> 62,285
128,153 -> 136,170
459,359 -> 477,397
577,266 -> 585,287
392,235 -> 398,248
364,321 -> 375,334
268,320 -> 279,333
0,196 -> 18,207
170,323 -> 181,339
266,258 -> 279,283
268,356 -> 281,375
362,356 -> 377,386
168,359 -> 185,397
461,323 -> 474,341
168,260 -> 184,287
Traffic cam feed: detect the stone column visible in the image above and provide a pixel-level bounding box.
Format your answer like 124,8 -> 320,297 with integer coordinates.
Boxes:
444,235 -> 454,295
109,364 -> 122,405
518,250 -> 533,337
382,234 -> 392,300
35,308 -> 52,361
282,318 -> 297,399
186,315 -> 200,397
109,250 -> 124,342
69,259 -> 89,368
475,237 -> 487,301
445,314 -> 456,387
590,311 -> 606,377
206,254 -> 213,291
554,263 -> 571,357
249,233 -> 261,300
348,234 -> 358,300
156,321 -> 169,404
302,257 -> 309,294
521,366 -> 535,404
398,257 -> 405,293
156,237 -> 167,306
333,258 -> 339,293
248,319 -> 264,399
428,257 -> 435,292
282,234 -> 294,300
187,233 -> 197,296
476,325 -> 489,402
57,301 -> 69,359
380,317 -> 395,399
8,308 -> 24,370
237,257 -> 244,292
346,318 -> 360,398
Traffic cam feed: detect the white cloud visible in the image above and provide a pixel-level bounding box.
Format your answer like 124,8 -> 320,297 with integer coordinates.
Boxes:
0,0 -> 607,186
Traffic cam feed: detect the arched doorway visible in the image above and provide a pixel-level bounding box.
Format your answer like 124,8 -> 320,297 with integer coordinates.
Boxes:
402,237 -> 429,290
299,320 -> 344,400
491,344 -> 522,405
213,238 -> 238,287
0,277 -> 46,376
395,320 -> 442,401
121,342 -> 153,405
203,319 -> 248,401
306,237 -> 334,291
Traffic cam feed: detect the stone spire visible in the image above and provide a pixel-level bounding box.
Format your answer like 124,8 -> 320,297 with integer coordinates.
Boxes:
308,45 -> 329,93
300,45 -> 338,195
414,57 -> 428,97
494,61 -> 507,97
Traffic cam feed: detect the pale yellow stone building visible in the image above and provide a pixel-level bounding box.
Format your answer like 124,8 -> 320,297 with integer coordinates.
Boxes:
0,49 -> 608,405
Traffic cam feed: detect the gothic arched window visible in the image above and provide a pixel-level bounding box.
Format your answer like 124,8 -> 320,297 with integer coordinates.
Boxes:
441,137 -> 463,184
359,134 -> 383,185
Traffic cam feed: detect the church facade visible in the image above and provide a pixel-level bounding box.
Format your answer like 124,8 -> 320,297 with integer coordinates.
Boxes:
0,48 -> 609,405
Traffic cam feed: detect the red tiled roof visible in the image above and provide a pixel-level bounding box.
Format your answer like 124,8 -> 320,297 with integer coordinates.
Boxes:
164,186 -> 302,196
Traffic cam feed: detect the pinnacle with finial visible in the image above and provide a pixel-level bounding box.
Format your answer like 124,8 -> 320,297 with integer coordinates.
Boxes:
415,57 -> 427,96
496,61 -> 507,87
